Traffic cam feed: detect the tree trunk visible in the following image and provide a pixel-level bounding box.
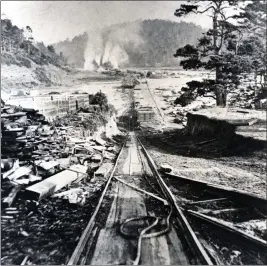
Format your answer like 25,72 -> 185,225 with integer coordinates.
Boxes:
254,68 -> 258,87
213,12 -> 226,107
254,68 -> 258,98
215,84 -> 227,107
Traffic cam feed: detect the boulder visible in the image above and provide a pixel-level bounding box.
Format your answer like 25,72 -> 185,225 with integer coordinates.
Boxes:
160,164 -> 173,173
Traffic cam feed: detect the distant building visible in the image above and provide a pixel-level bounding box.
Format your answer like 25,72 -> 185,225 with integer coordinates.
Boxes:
137,106 -> 155,122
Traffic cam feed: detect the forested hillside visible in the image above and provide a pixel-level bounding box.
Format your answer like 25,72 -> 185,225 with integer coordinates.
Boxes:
53,33 -> 88,68
123,19 -> 204,67
1,18 -> 72,96
1,18 -> 68,69
53,19 -> 204,68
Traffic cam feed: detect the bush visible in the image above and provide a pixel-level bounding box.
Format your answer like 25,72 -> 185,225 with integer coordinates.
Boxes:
181,86 -> 189,92
90,91 -> 109,112
34,67 -> 51,84
17,56 -> 32,68
174,91 -> 196,107
47,45 -> 55,53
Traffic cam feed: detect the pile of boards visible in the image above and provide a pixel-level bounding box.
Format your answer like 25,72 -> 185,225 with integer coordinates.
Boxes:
1,104 -> 120,207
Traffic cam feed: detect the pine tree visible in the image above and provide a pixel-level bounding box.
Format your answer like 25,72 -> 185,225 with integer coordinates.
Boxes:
235,1 -> 266,89
174,0 -> 245,107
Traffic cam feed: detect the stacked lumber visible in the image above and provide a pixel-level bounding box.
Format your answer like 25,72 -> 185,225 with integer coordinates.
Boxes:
1,103 -> 121,207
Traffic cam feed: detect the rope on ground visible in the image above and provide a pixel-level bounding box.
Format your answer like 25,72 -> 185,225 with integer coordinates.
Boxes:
114,175 -> 172,265
114,176 -> 168,205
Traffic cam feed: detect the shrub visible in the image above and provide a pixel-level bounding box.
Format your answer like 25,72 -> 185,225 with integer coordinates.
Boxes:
174,91 -> 196,107
90,91 -> 109,112
47,45 -> 55,53
17,56 -> 32,68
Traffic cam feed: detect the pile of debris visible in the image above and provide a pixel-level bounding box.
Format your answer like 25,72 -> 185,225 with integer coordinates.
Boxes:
164,95 -> 215,127
1,103 -> 123,265
228,85 -> 265,109
1,105 -> 50,159
1,104 -> 121,207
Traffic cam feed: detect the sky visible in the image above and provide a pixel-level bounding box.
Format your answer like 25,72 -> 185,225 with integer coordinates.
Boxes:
1,1 -> 213,45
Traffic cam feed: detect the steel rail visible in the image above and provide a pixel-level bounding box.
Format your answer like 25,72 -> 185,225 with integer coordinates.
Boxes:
68,133 -> 214,265
187,210 -> 267,248
67,139 -> 127,265
165,172 -> 267,213
137,137 -> 214,265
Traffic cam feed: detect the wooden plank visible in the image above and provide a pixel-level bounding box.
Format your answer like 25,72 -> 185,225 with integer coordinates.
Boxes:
141,227 -> 189,265
3,185 -> 22,207
104,183 -> 119,228
91,183 -> 147,265
166,229 -> 190,264
67,143 -> 126,265
94,163 -> 113,178
1,112 -> 26,118
80,227 -> 99,265
116,183 -> 147,225
6,166 -> 32,181
199,208 -> 245,215
188,198 -> 228,205
35,160 -> 59,170
25,164 -> 87,200
90,228 -> 133,265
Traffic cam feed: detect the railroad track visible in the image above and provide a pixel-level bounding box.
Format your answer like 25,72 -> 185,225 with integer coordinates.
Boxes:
67,130 -> 266,265
161,172 -> 267,264
67,132 -> 213,265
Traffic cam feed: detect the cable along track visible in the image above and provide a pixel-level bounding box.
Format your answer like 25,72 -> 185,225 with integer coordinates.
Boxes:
67,133 -> 213,265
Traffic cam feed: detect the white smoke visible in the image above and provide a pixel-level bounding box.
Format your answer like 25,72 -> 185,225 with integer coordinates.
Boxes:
109,45 -> 129,69
84,30 -> 104,70
84,21 -> 144,70
102,41 -> 112,64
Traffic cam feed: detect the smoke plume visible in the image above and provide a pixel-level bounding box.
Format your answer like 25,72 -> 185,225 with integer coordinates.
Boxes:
84,21 -> 144,70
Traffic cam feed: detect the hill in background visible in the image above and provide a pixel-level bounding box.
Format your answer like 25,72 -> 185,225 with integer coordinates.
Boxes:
53,19 -> 204,69
1,18 -> 72,96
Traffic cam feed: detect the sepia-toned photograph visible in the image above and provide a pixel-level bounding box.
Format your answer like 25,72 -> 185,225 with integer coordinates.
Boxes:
1,1 -> 266,265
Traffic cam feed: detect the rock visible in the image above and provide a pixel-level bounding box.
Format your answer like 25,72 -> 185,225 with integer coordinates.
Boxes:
160,163 -> 173,173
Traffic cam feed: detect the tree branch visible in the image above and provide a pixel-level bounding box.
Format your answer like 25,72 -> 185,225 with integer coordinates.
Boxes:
197,6 -> 216,14
203,95 -> 217,99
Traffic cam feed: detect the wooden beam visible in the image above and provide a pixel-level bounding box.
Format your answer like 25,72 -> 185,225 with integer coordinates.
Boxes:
199,208 -> 245,215
187,210 -> 267,248
25,164 -> 87,200
188,198 -> 228,205
165,172 -> 267,212
94,163 -> 113,178
3,185 -> 22,208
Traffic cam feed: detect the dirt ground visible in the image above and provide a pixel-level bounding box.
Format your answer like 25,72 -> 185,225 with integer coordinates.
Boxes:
134,73 -> 266,199
138,125 -> 266,198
